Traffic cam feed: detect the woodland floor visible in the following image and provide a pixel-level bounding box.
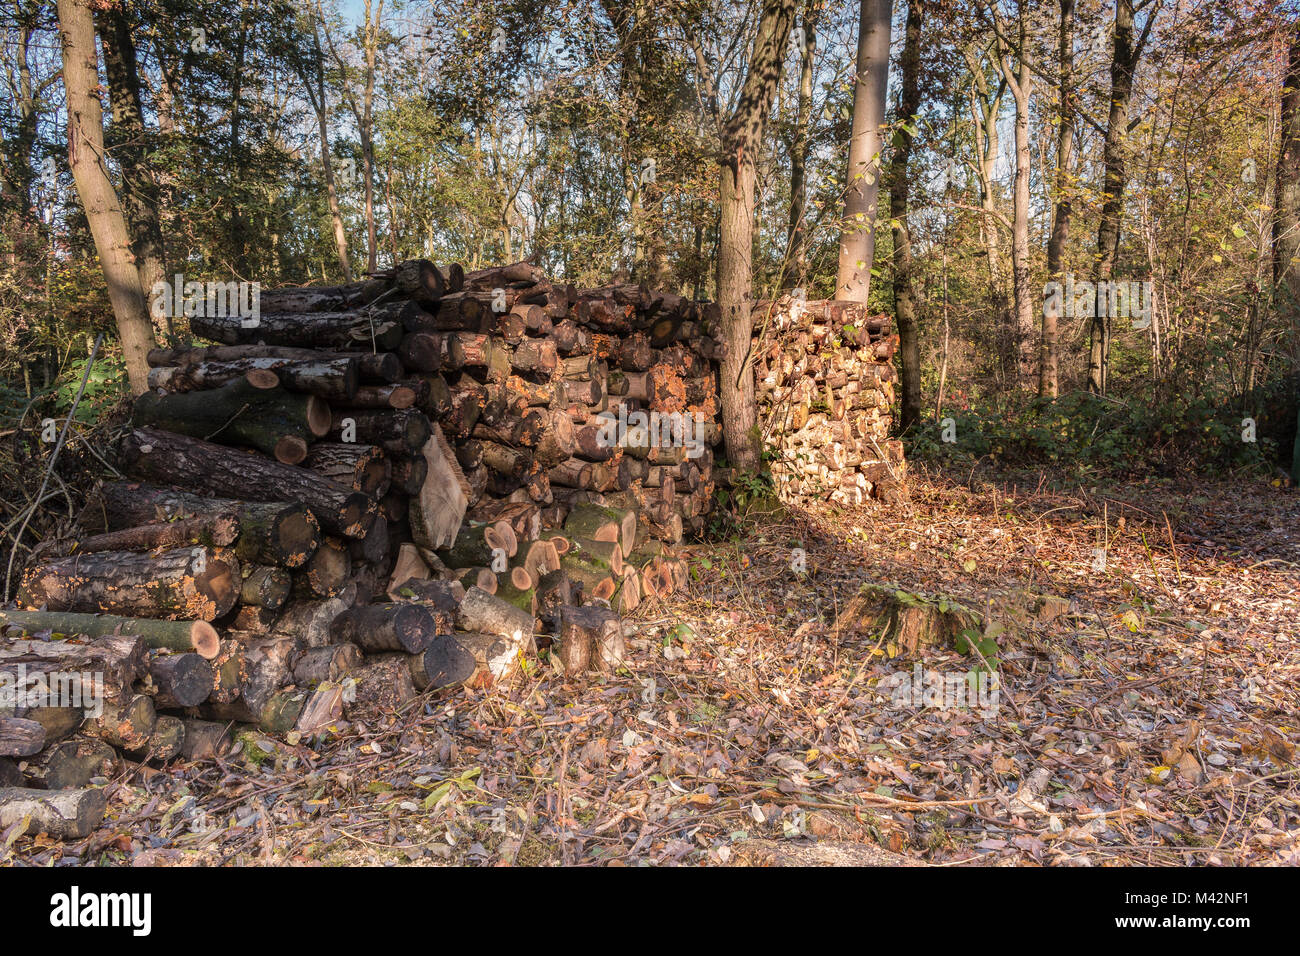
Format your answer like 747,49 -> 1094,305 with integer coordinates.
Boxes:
5,471 -> 1299,867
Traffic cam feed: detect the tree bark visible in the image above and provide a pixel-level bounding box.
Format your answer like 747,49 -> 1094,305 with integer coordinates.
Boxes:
836,0 -> 892,303
121,428 -> 376,539
95,2 -> 167,343
56,0 -> 155,394
85,482 -> 322,570
714,0 -> 797,474
889,0 -> 924,429
1275,24 -> 1300,307
1090,0 -> 1150,394
1041,0 -> 1076,399
0,609 -> 219,659
19,546 -> 240,621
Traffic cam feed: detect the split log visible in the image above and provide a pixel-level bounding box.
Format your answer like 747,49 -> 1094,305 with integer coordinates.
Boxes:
0,610 -> 219,660
18,546 -> 239,622
85,694 -> 157,751
296,682 -> 345,733
0,717 -> 45,757
564,502 -> 637,554
0,786 -> 107,839
122,428 -> 376,539
408,427 -> 469,551
303,442 -> 391,496
0,635 -> 147,702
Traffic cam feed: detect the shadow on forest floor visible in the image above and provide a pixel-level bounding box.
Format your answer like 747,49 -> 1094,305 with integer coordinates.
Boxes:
6,473 -> 1298,867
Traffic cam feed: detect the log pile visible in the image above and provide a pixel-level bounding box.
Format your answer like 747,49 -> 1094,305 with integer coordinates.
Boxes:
1,259 -> 717,822
746,296 -> 905,505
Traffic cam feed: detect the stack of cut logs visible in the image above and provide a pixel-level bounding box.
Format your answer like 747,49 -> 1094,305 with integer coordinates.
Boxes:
0,259 -> 718,836
748,296 -> 905,505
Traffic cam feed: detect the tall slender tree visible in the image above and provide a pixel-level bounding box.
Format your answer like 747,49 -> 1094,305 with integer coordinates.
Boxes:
1089,0 -> 1157,394
55,0 -> 155,394
837,0 -> 892,303
986,1 -> 1035,385
700,0 -> 797,473
96,1 -> 168,340
1041,0 -> 1076,399
889,0 -> 924,429
1274,21 -> 1300,308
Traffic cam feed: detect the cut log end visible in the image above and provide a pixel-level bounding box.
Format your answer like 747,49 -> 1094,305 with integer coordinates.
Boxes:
274,435 -> 309,464
306,395 -> 332,436
191,620 -> 221,660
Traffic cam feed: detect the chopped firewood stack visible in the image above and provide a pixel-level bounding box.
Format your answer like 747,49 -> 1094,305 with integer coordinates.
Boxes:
746,296 -> 906,506
1,258 -> 718,816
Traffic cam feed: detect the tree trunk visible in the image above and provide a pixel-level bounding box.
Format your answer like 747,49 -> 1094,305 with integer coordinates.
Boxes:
836,0 -> 892,303
96,3 -> 168,343
889,0 -> 924,430
56,0 -> 155,394
1275,24 -> 1300,307
715,0 -> 796,474
1005,14 -> 1036,386
1041,0 -> 1076,399
782,4 -> 818,290
305,10 -> 353,281
1090,0 -> 1148,394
